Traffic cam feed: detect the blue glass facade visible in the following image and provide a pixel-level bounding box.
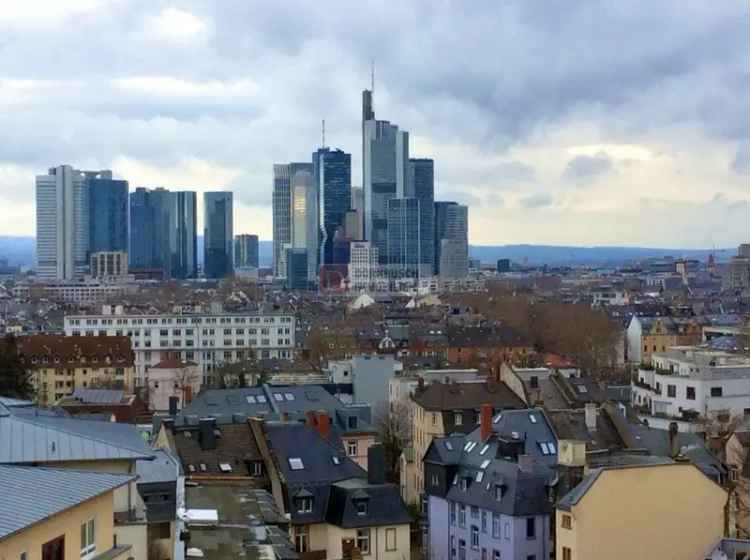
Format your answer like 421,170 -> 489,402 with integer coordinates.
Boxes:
314,148 -> 351,266
387,197 -> 421,277
170,191 -> 197,278
88,178 -> 128,254
204,191 -> 234,278
285,248 -> 310,290
409,158 -> 435,275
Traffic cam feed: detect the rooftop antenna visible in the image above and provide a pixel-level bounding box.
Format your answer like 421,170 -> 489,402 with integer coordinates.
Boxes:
321,119 -> 326,149
371,59 -> 375,93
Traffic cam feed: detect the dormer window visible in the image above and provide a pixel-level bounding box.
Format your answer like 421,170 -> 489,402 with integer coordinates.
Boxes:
494,484 -> 504,501
296,496 -> 313,513
460,477 -> 469,491
454,412 -> 463,425
355,499 -> 369,515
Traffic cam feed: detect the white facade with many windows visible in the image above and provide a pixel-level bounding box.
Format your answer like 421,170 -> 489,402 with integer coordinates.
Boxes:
64,310 -> 296,386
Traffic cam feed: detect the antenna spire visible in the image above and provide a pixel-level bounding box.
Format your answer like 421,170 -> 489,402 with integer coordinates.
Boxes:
321,119 -> 326,149
371,59 -> 375,92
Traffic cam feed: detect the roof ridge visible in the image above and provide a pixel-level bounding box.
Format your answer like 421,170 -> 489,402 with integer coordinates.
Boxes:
13,414 -> 153,458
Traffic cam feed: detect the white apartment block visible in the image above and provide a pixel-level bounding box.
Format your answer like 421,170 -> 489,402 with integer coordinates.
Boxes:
64,310 -> 296,386
14,280 -> 137,304
631,346 -> 750,432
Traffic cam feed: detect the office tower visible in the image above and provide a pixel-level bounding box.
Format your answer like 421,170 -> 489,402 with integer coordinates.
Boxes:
350,186 -> 364,240
89,251 -> 128,278
204,191 -> 234,279
291,168 -> 318,282
408,158 -> 435,276
285,248 -> 309,290
387,198 -> 421,278
349,241 -> 380,291
314,148 -> 351,266
88,176 -> 128,255
170,191 -> 197,278
273,162 -> 313,278
362,90 -> 409,264
235,234 -> 259,268
129,187 -> 196,278
36,165 -> 110,280
434,201 -> 469,278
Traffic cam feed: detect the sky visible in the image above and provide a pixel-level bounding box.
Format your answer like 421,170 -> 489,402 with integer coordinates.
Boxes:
2,1 -> 750,248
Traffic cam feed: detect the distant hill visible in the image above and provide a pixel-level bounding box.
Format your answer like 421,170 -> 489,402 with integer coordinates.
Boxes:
1,236 -> 733,269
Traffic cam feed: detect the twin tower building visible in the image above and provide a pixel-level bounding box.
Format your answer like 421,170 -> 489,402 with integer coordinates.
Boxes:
272,88 -> 469,289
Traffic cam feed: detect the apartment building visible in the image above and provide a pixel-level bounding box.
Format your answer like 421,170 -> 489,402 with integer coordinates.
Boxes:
631,346 -> 750,431
626,316 -> 703,364
64,310 -> 296,386
16,334 -> 135,406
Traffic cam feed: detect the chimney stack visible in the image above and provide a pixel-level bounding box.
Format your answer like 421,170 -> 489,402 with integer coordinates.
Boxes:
317,410 -> 331,440
368,444 -> 386,484
199,417 -> 217,450
168,396 -> 179,417
480,404 -> 493,442
668,422 -> 680,459
305,410 -> 317,428
584,403 -> 598,432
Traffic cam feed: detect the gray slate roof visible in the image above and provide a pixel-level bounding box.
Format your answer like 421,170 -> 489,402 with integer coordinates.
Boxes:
0,465 -> 134,541
71,388 -> 125,404
0,406 -> 153,464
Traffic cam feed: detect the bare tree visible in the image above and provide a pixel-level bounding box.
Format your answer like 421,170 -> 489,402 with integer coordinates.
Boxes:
374,400 -> 413,483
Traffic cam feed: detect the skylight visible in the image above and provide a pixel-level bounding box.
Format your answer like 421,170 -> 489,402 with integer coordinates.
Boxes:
476,471 -> 484,483
289,457 -> 305,470
529,413 -> 538,424
246,396 -> 256,404
539,442 -> 557,456
332,456 -> 341,465
199,463 -> 207,472
493,413 -> 502,424
219,463 -> 232,473
480,459 -> 491,469
467,442 -> 477,452
577,385 -> 588,394
464,441 -> 472,451
445,441 -> 453,451
284,393 -> 295,401
274,393 -> 284,402
479,444 -> 490,455
256,395 -> 267,403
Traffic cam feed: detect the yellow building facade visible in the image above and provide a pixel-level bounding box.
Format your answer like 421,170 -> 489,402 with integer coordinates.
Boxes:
556,462 -> 727,560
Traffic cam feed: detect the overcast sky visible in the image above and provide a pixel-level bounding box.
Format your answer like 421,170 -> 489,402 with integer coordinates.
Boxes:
2,1 -> 750,248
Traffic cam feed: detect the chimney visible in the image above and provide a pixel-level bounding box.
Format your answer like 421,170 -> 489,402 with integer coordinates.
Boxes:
199,417 -> 217,450
317,410 -> 331,440
305,410 -> 317,428
168,396 -> 179,416
584,403 -> 598,432
518,454 -> 536,473
185,385 -> 193,404
668,422 -> 680,458
368,444 -> 386,484
480,404 -> 493,442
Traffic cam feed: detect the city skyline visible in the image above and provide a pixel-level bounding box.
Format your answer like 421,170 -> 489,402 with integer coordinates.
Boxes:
4,3 -> 750,248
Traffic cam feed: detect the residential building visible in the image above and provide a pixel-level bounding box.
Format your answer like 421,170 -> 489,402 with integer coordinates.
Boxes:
56,388 -> 151,424
147,358 -> 201,412
328,354 -> 400,411
556,462 -> 727,560
252,415 -> 412,560
89,251 -> 128,279
204,191 -> 233,279
631,346 -> 750,431
16,279 -> 138,304
234,234 -> 259,269
726,429 -> 750,538
424,406 -> 557,560
36,165 -> 111,280
63,309 -> 295,387
434,201 -> 468,278
315,147 -> 352,266
363,89 -> 409,264
0,465 -> 137,560
88,175 -> 128,255
625,315 -> 704,364
273,163 -> 313,278
446,325 -> 533,367
16,334 -> 135,406
129,188 -> 197,279
403,380 -> 525,505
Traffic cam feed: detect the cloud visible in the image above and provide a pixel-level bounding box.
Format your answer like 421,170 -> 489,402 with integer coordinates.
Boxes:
519,193 -> 553,209
563,151 -> 614,182
731,143 -> 750,174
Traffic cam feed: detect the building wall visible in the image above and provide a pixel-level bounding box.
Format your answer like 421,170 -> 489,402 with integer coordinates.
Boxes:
351,355 -> 397,411
0,492 -> 128,560
308,522 -> 410,560
31,364 -> 135,406
555,464 -> 727,560
407,402 -> 446,505
148,364 -> 201,412
343,434 -> 378,470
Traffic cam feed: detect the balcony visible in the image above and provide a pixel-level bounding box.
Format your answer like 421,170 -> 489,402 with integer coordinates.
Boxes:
114,509 -> 146,525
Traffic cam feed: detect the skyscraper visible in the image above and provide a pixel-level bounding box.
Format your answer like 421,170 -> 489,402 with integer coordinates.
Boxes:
409,158 -> 435,276
204,192 -> 234,279
350,186 -> 364,240
387,197 -> 421,278
314,148 -> 351,266
273,162 -> 313,278
170,191 -> 197,279
291,168 -> 318,283
362,90 -> 409,264
36,165 -> 110,280
434,201 -> 469,278
235,234 -> 259,269
88,176 -> 128,255
129,187 -> 196,278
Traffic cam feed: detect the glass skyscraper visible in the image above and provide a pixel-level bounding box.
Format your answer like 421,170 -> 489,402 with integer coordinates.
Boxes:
273,162 -> 313,278
409,158 -> 435,276
314,148 -> 351,266
88,176 -> 128,255
387,197 -> 421,278
203,191 -> 234,279
129,187 -> 196,278
434,201 -> 469,278
235,234 -> 259,268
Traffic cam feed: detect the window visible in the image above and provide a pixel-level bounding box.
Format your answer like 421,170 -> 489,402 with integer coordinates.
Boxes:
667,384 -> 676,398
458,539 -> 466,560
494,485 -> 504,501
526,556 -> 536,560
357,529 -> 370,554
711,387 -> 723,397
432,412 -> 437,425
294,525 -> 309,553
561,514 -> 572,529
562,547 -> 572,560
492,513 -> 500,538
386,528 -> 397,551
528,412 -> 538,424
459,504 -> 466,527
686,386 -> 696,400
471,506 -> 479,519
504,522 -> 510,540
526,517 -> 536,540
493,550 -> 500,560
252,461 -> 263,476
431,473 -> 439,486
356,500 -> 368,515
471,526 -> 479,550
296,497 -> 313,513
289,457 -> 304,470
481,548 -> 487,560
348,440 -> 358,456
80,518 -> 96,558
480,444 -> 490,455
450,502 -> 456,525
454,412 -> 463,425
451,536 -> 456,558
